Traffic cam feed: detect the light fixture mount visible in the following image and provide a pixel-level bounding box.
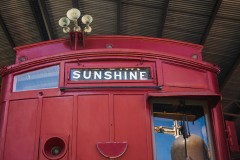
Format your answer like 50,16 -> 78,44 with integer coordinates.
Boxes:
58,8 -> 93,50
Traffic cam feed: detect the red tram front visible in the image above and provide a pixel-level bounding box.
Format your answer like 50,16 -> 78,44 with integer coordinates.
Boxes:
0,35 -> 230,160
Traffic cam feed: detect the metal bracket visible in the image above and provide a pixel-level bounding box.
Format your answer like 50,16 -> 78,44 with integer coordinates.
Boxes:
60,86 -> 162,92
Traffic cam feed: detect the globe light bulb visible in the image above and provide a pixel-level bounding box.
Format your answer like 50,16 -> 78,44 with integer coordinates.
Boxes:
63,27 -> 70,33
81,15 -> 93,24
74,26 -> 81,32
84,26 -> 92,33
58,17 -> 70,27
67,8 -> 81,21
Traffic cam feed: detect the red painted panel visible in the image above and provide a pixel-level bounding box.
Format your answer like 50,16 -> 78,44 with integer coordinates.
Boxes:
77,95 -> 110,159
226,121 -> 239,152
41,96 -> 73,134
40,96 -> 73,160
15,36 -> 202,63
4,99 -> 38,160
212,103 -> 231,160
97,142 -> 128,158
163,63 -> 208,88
114,94 -> 149,160
0,102 -> 6,159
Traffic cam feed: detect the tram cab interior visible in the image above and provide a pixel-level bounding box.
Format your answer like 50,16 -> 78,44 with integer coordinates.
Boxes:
151,98 -> 215,160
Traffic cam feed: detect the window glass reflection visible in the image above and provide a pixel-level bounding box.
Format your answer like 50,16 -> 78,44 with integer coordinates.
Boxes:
13,65 -> 59,92
153,102 -> 211,160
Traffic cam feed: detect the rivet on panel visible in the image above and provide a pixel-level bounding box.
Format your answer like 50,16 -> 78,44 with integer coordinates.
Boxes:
39,91 -> 43,96
106,44 -> 113,48
19,56 -> 28,62
191,54 -> 198,60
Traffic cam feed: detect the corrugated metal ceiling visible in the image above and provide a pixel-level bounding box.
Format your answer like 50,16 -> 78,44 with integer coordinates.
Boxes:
0,0 -> 240,150
0,0 -> 42,46
0,26 -> 15,66
201,0 -> 240,120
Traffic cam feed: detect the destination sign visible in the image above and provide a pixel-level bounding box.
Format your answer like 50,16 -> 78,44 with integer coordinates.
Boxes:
70,68 -> 151,81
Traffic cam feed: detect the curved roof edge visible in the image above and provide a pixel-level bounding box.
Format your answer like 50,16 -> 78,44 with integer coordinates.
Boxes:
14,35 -> 203,63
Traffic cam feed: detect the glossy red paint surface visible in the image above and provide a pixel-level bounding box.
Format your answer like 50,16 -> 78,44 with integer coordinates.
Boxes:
14,36 -> 203,64
4,99 -> 38,160
97,142 -> 128,158
162,63 -> 208,89
226,121 -> 239,152
39,97 -> 73,160
77,95 -> 110,159
212,103 -> 231,160
0,35 -> 230,160
114,94 -> 151,159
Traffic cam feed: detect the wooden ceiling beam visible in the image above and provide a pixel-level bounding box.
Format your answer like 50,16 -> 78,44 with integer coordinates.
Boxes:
29,0 -> 50,41
158,0 -> 170,37
38,0 -> 55,40
200,0 -> 222,45
0,15 -> 15,48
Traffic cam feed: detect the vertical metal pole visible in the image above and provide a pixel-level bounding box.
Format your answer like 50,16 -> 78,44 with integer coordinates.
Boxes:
74,32 -> 78,50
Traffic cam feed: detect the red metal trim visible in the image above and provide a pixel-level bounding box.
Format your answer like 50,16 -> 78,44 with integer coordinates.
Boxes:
88,36 -> 203,49
13,36 -> 203,64
212,103 -> 231,160
60,86 -> 162,92
144,93 -> 154,159
225,121 -> 239,152
147,90 -> 221,107
1,50 -> 220,76
109,94 -> 115,142
71,95 -> 78,160
65,61 -> 156,85
148,91 -> 221,98
96,142 -> 128,158
0,102 -> 8,160
59,62 -> 65,88
33,97 -> 43,159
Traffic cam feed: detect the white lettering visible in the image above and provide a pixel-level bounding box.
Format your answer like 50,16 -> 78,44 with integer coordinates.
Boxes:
71,68 -> 150,81
104,71 -> 112,80
124,71 -> 127,80
140,71 -> 147,80
114,71 -> 122,80
94,71 -> 102,79
129,71 -> 137,80
72,71 -> 81,79
83,71 -> 91,79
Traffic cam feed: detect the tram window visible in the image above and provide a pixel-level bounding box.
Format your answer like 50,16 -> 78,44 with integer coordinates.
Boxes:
13,65 -> 59,92
152,99 -> 213,160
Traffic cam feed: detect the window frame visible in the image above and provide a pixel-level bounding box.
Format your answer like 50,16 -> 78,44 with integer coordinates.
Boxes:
64,60 -> 157,86
12,65 -> 60,92
150,98 -> 216,160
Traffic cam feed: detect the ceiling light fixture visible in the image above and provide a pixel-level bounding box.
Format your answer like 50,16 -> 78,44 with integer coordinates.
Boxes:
58,8 -> 93,50
59,8 -> 93,34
